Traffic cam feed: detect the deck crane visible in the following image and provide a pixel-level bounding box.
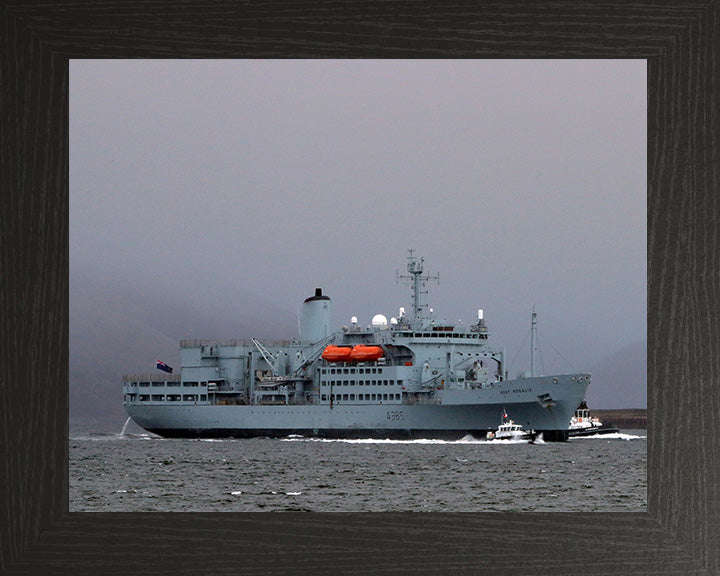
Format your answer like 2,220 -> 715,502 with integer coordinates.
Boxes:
251,338 -> 279,375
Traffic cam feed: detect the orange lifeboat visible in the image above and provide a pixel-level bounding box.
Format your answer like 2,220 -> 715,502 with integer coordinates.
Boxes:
321,345 -> 353,362
349,345 -> 384,362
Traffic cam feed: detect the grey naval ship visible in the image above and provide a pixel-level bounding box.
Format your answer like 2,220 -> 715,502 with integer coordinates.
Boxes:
123,251 -> 590,441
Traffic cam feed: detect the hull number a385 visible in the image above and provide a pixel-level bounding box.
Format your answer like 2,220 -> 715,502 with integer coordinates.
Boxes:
386,410 -> 405,421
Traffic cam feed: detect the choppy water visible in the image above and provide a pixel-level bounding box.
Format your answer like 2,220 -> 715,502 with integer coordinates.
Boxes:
70,429 -> 646,512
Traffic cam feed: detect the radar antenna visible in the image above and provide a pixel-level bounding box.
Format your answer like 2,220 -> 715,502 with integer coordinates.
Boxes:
396,249 -> 439,329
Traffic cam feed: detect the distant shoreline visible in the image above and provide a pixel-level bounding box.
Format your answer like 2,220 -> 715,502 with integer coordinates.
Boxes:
592,409 -> 647,429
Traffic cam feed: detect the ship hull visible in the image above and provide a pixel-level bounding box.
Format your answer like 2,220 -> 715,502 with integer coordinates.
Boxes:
123,254 -> 590,442
125,375 -> 587,442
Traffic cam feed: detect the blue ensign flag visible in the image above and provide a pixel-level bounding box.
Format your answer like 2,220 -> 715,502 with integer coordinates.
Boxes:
156,360 -> 173,373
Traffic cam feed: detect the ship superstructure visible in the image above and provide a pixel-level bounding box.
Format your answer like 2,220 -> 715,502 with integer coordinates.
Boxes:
123,251 -> 590,441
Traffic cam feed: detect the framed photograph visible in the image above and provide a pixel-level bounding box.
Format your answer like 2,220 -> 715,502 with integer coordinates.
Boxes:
2,2 -> 717,574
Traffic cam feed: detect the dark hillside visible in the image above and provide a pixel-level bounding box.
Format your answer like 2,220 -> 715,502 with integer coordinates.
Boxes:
70,270 -> 296,427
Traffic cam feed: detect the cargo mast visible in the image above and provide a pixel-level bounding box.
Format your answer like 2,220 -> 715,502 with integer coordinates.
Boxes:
530,307 -> 537,377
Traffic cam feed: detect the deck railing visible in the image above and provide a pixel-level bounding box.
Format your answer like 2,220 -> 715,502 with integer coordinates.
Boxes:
122,373 -> 181,382
179,338 -> 296,348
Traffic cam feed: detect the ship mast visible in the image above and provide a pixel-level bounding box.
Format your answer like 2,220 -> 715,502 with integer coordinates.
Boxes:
530,306 -> 537,377
397,249 -> 439,330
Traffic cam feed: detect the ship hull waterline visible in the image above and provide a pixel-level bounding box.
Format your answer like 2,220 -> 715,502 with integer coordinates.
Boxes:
125,376 -> 588,442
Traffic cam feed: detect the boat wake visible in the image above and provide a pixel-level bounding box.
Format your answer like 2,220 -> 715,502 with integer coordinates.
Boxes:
280,435 -> 545,445
70,432 -> 159,442
570,432 -> 645,441
483,437 -> 535,445
281,437 -> 487,445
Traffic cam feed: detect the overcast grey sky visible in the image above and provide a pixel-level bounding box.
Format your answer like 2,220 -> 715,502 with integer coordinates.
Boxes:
70,59 -> 646,381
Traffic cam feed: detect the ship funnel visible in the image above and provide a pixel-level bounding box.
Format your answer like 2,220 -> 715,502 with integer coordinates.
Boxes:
299,288 -> 332,343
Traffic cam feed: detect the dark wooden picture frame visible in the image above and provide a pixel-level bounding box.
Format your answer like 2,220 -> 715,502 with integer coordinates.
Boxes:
1,2 -> 717,574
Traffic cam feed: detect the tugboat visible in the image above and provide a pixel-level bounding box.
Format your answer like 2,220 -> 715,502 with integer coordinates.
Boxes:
567,401 -> 619,437
486,409 -> 538,442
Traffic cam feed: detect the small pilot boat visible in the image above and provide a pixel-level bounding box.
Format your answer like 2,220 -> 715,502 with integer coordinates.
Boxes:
486,409 -> 538,442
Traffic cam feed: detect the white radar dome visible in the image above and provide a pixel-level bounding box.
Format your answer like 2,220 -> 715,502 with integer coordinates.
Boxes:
371,314 -> 388,327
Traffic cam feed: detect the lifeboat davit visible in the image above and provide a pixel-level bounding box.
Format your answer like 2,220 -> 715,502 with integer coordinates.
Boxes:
321,346 -> 353,362
349,345 -> 384,362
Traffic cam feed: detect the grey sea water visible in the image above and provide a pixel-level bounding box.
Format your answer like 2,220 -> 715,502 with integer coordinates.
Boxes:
70,430 -> 646,512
